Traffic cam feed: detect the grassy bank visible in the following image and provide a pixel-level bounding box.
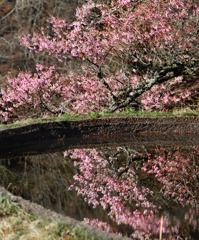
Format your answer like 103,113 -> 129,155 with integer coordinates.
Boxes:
0,192 -> 103,240
0,107 -> 198,130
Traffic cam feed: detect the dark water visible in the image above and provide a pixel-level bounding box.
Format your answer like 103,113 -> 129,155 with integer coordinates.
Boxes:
0,141 -> 199,239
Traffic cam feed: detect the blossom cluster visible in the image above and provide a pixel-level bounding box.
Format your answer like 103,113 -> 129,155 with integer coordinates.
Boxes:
0,65 -> 64,121
141,77 -> 191,110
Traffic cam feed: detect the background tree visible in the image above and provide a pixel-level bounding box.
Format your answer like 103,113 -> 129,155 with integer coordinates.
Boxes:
0,0 -> 198,122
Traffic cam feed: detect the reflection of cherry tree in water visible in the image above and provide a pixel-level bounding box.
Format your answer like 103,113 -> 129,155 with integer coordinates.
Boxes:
65,147 -> 199,239
142,148 -> 199,206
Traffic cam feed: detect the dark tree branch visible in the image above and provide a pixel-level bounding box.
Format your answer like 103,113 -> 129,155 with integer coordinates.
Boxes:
38,87 -> 59,115
110,62 -> 197,112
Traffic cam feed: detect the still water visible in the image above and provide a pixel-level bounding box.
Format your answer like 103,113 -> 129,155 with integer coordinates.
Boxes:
0,142 -> 198,239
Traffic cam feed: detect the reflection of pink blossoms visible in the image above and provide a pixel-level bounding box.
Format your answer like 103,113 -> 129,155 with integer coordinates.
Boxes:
83,218 -> 117,234
142,148 -> 199,206
65,149 -> 154,208
65,147 -> 199,239
64,149 -> 172,238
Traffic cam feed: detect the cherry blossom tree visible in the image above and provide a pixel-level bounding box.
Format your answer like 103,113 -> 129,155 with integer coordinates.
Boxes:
0,0 -> 198,122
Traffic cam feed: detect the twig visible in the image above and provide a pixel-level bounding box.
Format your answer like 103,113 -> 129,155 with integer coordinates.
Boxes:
0,6 -> 16,22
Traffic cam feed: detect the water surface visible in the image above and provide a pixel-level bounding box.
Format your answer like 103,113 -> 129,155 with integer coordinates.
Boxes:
0,138 -> 198,239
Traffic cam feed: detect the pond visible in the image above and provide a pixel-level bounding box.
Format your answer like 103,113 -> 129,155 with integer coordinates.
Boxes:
0,135 -> 199,239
